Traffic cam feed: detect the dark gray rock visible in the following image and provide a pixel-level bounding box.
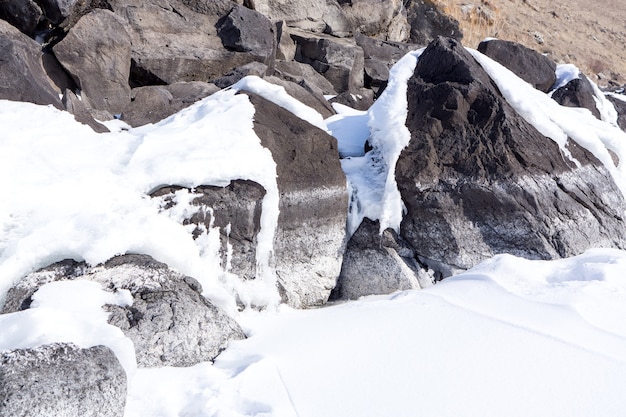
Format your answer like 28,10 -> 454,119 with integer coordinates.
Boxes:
2,255 -> 245,367
477,38 -> 557,93
53,9 -> 131,114
552,76 -> 601,119
122,81 -> 219,127
396,37 -> 626,278
275,60 -> 338,95
329,88 -> 374,110
340,0 -> 409,42
607,94 -> 626,131
217,4 -> 276,62
0,0 -> 42,35
62,89 -> 110,133
0,20 -> 62,108
151,181 -> 265,282
333,218 -> 432,300
264,75 -> 335,118
0,343 -> 126,417
245,93 -> 348,307
291,28 -> 364,93
213,61 -> 268,89
405,0 -> 462,45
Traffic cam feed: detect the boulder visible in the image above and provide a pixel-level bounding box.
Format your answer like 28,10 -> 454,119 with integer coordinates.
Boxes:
607,94 -> 626,131
213,62 -> 269,89
110,0 -> 275,87
275,21 -> 297,61
245,93 -> 348,307
0,0 -> 42,36
53,9 -> 131,115
274,60 -> 338,95
329,88 -> 374,111
0,20 -> 62,108
552,76 -> 601,119
62,89 -> 111,133
291,28 -> 365,93
477,39 -> 557,93
151,181 -> 266,282
333,218 -> 432,300
2,255 -> 245,367
0,343 -> 126,417
264,75 -> 335,118
340,0 -> 409,42
396,37 -> 626,277
122,82 -> 220,127
405,0 -> 462,45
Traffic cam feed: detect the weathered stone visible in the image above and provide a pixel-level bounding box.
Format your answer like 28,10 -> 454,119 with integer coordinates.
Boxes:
213,62 -> 268,89
340,0 -> 409,42
552,76 -> 601,119
122,81 -> 219,127
0,0 -> 42,35
216,4 -> 276,60
329,88 -> 374,110
333,218 -> 432,300
2,255 -> 245,367
0,343 -> 126,417
275,21 -> 296,61
405,0 -> 462,45
607,94 -> 626,131
275,60 -> 338,95
264,75 -> 335,118
0,20 -> 62,108
53,9 -> 131,114
478,38 -> 557,93
291,28 -> 364,93
396,37 -> 626,278
245,92 -> 348,307
62,89 -> 111,133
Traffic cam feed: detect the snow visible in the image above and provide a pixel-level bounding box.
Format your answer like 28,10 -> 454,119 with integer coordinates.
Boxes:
553,63 -> 580,90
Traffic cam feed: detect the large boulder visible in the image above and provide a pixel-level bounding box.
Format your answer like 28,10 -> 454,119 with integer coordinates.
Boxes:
0,20 -> 62,108
53,9 -> 131,115
290,28 -> 364,93
0,343 -> 126,417
245,92 -> 348,307
2,255 -> 245,367
110,0 -> 275,87
396,37 -> 626,277
340,0 -> 409,42
477,39 -> 557,93
405,0 -> 462,45
0,0 -> 42,35
552,76 -> 601,119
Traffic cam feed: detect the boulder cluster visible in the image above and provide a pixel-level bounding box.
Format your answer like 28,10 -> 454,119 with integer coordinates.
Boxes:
2,1 -> 626,415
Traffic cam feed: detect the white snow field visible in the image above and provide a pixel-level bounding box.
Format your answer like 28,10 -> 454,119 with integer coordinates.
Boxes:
1,47 -> 626,417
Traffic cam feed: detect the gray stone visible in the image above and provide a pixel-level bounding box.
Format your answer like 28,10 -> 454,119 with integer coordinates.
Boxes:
478,38 -> 557,93
62,89 -> 111,133
264,75 -> 335,118
275,21 -> 296,61
275,60 -> 338,95
340,0 -> 409,42
405,0 -> 462,45
291,28 -> 364,93
0,0 -> 42,35
0,343 -> 126,417
329,88 -> 374,110
53,9 -> 131,114
2,255 -> 246,367
552,76 -> 601,119
396,37 -> 626,278
0,20 -> 62,108
216,4 -> 276,60
607,93 -> 626,131
333,218 -> 432,300
245,93 -> 349,307
212,62 -> 268,89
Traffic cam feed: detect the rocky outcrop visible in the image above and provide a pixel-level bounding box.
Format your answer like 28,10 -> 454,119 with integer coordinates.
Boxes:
264,75 -> 336,118
2,255 -> 245,367
53,9 -> 131,115
607,94 -> 626,131
405,0 -> 462,45
396,37 -> 626,277
340,0 -> 409,42
0,20 -> 62,108
245,93 -> 348,307
333,218 -> 431,300
0,0 -> 42,35
274,60 -> 338,95
0,343 -> 126,417
552,76 -> 601,119
477,39 -> 557,92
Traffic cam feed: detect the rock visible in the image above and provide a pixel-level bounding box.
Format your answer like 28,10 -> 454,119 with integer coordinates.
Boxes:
264,75 -> 335,118
477,39 -> 557,93
0,20 -> 62,108
109,0 -> 275,87
607,94 -> 626,131
53,9 -> 131,115
275,60 -> 338,95
329,88 -> 374,110
405,0 -> 462,45
245,93 -> 348,307
62,89 -> 111,133
333,218 -> 432,300
2,255 -> 245,367
213,61 -> 269,89
291,28 -> 364,93
216,4 -> 276,60
396,37 -> 626,277
151,181 -> 266,282
552,76 -> 601,119
0,0 -> 42,36
122,82 -> 219,127
246,0 -> 352,37
275,21 -> 296,61
0,343 -> 126,417
340,0 -> 409,42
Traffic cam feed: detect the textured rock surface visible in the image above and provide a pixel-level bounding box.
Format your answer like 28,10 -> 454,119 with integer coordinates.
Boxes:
213,61 -> 268,89
245,93 -> 348,307
0,343 -> 126,417
477,39 -> 557,93
396,37 -> 626,277
607,94 -> 626,131
552,76 -> 601,119
2,255 -> 245,367
0,20 -> 62,108
53,9 -> 131,114
334,218 -> 431,300
264,75 -> 335,118
405,0 -> 462,45
0,0 -> 42,35
340,0 -> 409,42
274,60 -> 338,95
62,89 -> 111,133
216,5 -> 275,59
